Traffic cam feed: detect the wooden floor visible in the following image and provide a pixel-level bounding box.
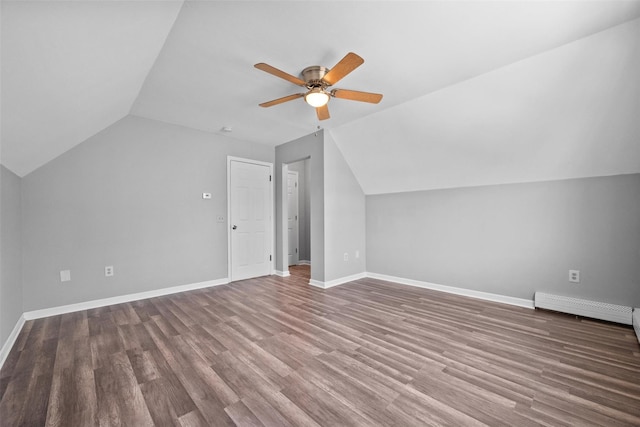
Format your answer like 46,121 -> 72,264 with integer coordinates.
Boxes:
289,264 -> 311,281
1,269 -> 639,426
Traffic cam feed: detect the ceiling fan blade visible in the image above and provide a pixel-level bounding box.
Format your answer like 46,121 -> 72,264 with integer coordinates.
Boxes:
259,93 -> 304,108
322,52 -> 364,86
331,89 -> 383,104
316,104 -> 330,120
254,63 -> 306,86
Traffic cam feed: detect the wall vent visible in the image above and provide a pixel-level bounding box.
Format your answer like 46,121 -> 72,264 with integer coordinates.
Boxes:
534,292 -> 632,325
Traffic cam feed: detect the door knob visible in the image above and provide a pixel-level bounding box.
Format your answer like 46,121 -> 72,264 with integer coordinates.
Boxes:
232,225 -> 237,230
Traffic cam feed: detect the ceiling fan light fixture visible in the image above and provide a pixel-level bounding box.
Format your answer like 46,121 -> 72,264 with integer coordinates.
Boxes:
305,88 -> 329,108
255,53 -> 381,120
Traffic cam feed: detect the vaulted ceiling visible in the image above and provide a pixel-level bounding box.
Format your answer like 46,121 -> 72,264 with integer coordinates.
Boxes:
2,1 -> 640,194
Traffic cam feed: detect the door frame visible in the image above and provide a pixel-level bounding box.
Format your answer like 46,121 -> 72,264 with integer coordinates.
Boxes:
227,156 -> 275,281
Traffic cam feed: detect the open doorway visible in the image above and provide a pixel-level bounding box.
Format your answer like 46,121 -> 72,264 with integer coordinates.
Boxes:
286,159 -> 311,279
276,130 -> 323,284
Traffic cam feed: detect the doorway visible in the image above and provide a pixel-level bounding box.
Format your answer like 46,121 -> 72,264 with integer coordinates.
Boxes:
275,131 -> 322,283
227,157 -> 274,281
284,158 -> 311,278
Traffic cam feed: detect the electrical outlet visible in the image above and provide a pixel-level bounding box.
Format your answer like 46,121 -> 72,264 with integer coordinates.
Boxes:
202,193 -> 212,199
105,266 -> 114,277
355,250 -> 360,259
569,269 -> 580,283
60,270 -> 71,282
216,215 -> 225,223
344,253 -> 349,262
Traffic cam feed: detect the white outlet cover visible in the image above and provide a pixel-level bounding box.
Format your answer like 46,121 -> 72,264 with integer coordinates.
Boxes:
60,270 -> 71,282
105,266 -> 114,277
569,269 -> 580,283
202,193 -> 212,199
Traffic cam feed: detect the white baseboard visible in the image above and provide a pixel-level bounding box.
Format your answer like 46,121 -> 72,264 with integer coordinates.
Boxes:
23,278 -> 229,321
305,271 -> 533,310
366,272 -> 534,309
308,279 -> 324,288
309,272 -> 367,289
274,270 -> 290,277
298,260 -> 311,265
633,308 -> 640,345
0,314 -> 26,370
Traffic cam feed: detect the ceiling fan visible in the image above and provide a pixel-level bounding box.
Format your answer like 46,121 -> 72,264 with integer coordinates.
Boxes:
254,52 -> 383,121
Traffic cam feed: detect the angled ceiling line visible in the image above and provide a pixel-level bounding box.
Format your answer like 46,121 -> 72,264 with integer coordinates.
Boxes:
128,0 -> 186,115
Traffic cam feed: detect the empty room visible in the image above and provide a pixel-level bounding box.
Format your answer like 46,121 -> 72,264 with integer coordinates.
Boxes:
1,1 -> 639,426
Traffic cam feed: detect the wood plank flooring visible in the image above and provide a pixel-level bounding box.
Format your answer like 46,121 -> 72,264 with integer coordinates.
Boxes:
1,269 -> 639,426
288,264 -> 310,281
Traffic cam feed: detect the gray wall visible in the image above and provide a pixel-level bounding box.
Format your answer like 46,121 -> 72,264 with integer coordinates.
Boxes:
275,130 -> 367,284
324,132 -> 366,281
275,131 -> 324,281
288,159 -> 310,262
21,115 -> 273,311
1,165 -> 23,344
367,174 -> 640,306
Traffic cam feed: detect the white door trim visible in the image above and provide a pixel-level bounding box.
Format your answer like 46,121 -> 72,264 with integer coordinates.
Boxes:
287,170 -> 299,267
227,156 -> 274,281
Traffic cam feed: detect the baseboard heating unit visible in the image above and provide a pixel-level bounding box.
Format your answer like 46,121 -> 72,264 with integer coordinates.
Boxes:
534,292 -> 632,325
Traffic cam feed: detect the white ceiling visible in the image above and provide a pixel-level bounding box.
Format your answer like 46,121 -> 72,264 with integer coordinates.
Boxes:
1,0 -> 183,176
2,1 -> 640,194
336,17 -> 640,193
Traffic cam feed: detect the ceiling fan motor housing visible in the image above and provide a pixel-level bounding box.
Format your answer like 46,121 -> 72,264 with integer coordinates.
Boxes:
302,66 -> 330,88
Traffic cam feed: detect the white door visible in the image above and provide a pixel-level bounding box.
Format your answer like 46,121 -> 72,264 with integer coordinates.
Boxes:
287,171 -> 299,266
229,159 -> 272,281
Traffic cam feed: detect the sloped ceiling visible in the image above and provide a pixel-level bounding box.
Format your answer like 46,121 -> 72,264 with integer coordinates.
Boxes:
1,0 -> 184,176
2,1 -> 640,194
335,18 -> 640,193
